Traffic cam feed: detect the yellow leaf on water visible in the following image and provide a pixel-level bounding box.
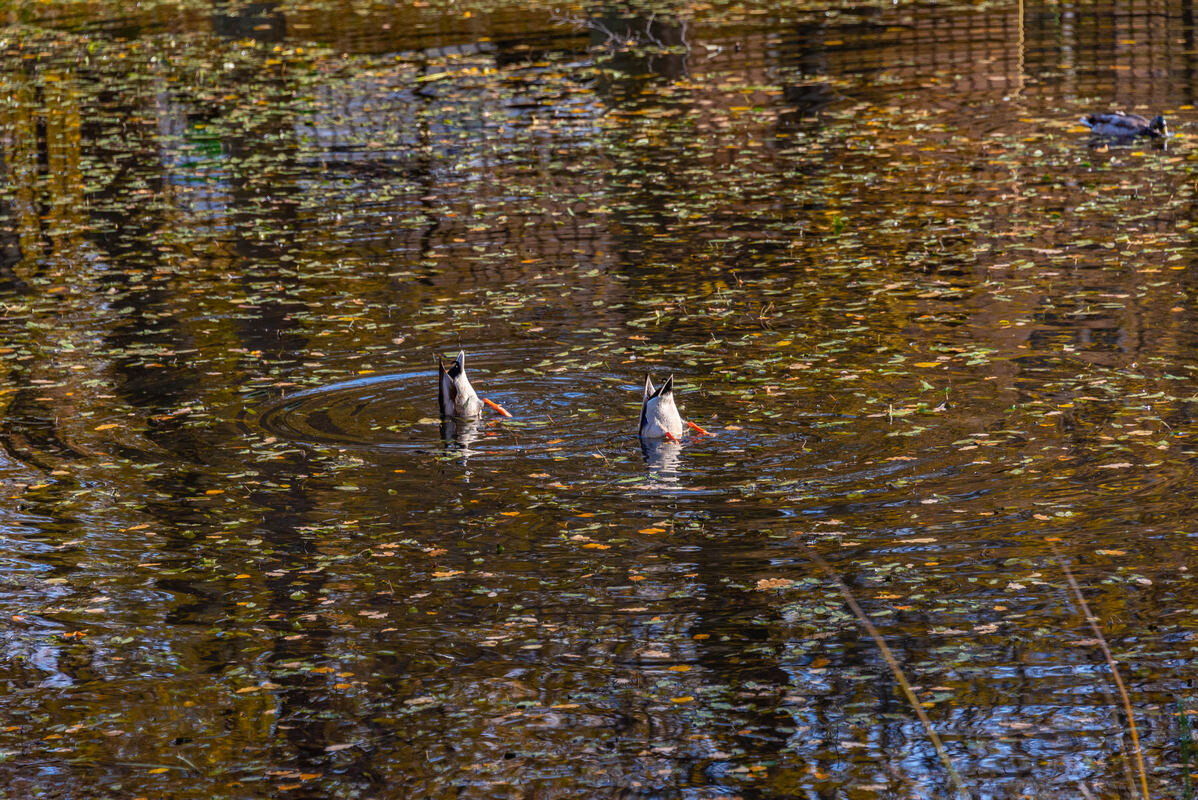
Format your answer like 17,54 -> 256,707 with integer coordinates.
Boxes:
638,527 -> 665,534
670,696 -> 694,704
94,423 -> 118,431
582,543 -> 610,550
499,511 -> 520,517
913,362 -> 941,368
1096,549 -> 1126,556
148,768 -> 170,774
667,665 -> 691,672
755,578 -> 794,591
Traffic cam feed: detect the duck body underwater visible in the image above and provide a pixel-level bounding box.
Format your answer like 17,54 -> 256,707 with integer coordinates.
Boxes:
639,374 -> 685,440
435,357 -> 698,441
437,351 -> 483,419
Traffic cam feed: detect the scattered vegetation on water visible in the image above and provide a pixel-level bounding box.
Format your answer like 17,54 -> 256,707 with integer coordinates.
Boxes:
0,0 -> 1197,797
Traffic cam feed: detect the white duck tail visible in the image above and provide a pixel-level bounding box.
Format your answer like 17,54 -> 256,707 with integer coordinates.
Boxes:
438,350 -> 483,419
639,374 -> 685,439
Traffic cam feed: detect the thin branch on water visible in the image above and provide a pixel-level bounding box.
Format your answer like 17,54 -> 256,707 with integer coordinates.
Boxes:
550,10 -> 622,46
804,546 -> 971,798
1178,699 -> 1193,800
1092,657 -> 1142,799
1051,541 -> 1151,800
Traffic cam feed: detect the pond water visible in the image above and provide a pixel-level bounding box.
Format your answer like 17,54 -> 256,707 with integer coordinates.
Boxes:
2,0 -> 1198,797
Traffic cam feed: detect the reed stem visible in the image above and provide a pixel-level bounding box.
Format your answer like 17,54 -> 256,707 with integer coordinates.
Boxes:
1051,542 -> 1150,800
805,546 -> 970,798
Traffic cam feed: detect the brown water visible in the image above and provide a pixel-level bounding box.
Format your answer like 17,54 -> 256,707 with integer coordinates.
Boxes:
2,0 -> 1198,797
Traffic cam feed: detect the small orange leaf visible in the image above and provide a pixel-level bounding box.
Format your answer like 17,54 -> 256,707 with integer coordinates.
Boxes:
94,423 -> 118,431
638,527 -> 665,534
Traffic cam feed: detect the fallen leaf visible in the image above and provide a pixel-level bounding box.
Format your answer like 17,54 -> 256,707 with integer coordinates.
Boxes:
755,578 -> 794,590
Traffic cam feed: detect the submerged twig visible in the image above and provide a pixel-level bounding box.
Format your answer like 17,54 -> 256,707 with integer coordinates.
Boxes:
1051,542 -> 1150,800
804,546 -> 971,798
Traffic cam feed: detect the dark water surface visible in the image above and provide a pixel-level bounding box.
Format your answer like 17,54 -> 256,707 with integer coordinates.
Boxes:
2,0 -> 1198,797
